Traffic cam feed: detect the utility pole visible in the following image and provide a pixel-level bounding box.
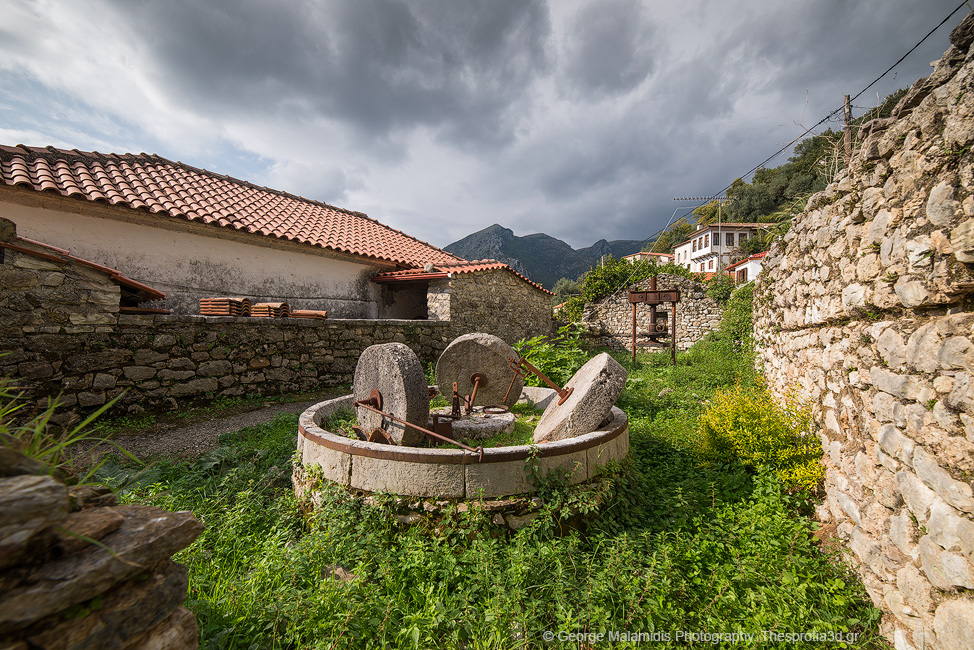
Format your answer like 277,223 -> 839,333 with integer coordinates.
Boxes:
674,195 -> 729,270
843,94 -> 853,168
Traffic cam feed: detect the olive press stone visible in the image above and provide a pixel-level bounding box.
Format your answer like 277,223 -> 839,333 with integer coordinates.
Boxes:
435,333 -> 523,408
428,407 -> 516,440
532,352 -> 627,443
353,343 -> 429,446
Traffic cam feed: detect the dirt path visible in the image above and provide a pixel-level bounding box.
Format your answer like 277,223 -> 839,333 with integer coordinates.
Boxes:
82,395 -> 336,461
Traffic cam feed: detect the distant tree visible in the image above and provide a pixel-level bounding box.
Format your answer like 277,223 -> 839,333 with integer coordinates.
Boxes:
552,277 -> 581,304
692,201 -> 721,226
650,218 -> 695,253
737,233 -> 771,258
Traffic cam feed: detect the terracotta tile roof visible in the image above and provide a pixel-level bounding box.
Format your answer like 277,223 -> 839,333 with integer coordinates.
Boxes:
0,234 -> 166,304
372,259 -> 553,295
0,144 -> 464,269
725,251 -> 768,270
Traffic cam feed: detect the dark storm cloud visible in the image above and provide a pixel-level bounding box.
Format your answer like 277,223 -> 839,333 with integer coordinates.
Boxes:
560,0 -> 658,97
719,0 -> 962,112
102,0 -> 551,150
3,0 -> 968,249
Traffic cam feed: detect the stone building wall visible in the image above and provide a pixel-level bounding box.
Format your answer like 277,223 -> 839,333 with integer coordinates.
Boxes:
755,14 -> 974,650
0,449 -> 202,649
580,273 -> 723,351
442,270 -> 552,345
0,222 -> 120,334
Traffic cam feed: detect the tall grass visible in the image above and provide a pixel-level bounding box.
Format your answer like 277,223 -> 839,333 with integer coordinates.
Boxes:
87,289 -> 874,648
94,319 -> 882,648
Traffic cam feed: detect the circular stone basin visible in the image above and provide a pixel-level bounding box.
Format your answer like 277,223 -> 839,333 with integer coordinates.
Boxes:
295,386 -> 629,499
428,406 -> 515,440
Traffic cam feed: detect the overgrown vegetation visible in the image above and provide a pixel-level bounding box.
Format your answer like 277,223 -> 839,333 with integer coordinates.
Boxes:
558,256 -> 694,322
82,287 -> 881,649
514,323 -> 590,387
0,375 -> 127,483
699,383 -> 825,492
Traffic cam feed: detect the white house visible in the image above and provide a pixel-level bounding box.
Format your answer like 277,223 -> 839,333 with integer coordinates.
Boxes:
672,222 -> 767,273
725,251 -> 767,284
622,251 -> 674,264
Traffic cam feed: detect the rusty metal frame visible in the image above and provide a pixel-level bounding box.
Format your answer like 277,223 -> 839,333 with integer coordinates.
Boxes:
628,276 -> 679,365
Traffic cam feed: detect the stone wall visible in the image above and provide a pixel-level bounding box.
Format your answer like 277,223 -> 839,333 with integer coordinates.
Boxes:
580,274 -> 723,351
1,314 -> 450,423
436,269 -> 553,345
0,225 -> 120,334
755,14 -> 974,650
0,448 -> 202,649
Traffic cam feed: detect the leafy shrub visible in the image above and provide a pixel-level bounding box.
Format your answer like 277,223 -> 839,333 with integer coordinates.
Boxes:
704,272 -> 735,303
514,323 -> 589,387
698,383 -> 824,492
719,282 -> 754,347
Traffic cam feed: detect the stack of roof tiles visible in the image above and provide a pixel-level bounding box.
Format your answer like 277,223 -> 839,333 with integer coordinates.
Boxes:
0,144 -> 465,269
199,297 -> 251,317
250,302 -> 290,318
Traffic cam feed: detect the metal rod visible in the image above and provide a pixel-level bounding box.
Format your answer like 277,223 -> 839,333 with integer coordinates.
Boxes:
631,302 -> 637,363
515,358 -> 574,405
671,299 -> 677,365
354,399 -> 484,460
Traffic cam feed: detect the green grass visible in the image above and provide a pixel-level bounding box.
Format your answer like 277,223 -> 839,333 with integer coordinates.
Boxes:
90,326 -> 883,649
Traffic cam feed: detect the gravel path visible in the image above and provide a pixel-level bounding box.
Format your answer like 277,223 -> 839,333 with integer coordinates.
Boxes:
83,397 -> 328,461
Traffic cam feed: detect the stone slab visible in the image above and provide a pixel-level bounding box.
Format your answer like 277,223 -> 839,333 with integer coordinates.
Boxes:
429,407 -> 515,441
0,505 -> 202,635
0,475 -> 68,570
465,459 -> 535,499
353,343 -> 428,445
350,455 -> 465,498
533,352 -> 627,443
435,333 -> 522,408
587,425 -> 629,477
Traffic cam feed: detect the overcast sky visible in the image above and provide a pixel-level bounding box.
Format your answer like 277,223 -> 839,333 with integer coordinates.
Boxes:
0,0 -> 966,249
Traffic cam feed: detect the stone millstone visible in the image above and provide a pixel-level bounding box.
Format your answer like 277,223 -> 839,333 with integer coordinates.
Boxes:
353,343 -> 429,446
532,353 -> 627,443
429,407 -> 516,441
435,333 -> 523,408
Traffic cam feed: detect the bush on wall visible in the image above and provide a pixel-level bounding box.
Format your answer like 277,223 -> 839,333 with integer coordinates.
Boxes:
698,382 -> 824,492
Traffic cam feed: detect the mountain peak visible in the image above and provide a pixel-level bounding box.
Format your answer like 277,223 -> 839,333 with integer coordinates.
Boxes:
444,225 -> 650,289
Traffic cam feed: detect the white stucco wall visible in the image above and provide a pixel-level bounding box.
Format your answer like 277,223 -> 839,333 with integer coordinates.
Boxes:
0,194 -> 389,317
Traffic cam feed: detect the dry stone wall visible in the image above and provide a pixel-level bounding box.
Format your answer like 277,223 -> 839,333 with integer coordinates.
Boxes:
580,274 -> 723,351
0,447 -> 202,649
755,14 -> 974,650
1,314 -> 449,424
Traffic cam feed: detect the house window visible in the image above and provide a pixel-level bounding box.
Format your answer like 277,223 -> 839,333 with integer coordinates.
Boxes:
708,259 -> 714,270
704,235 -> 709,248
692,240 -> 697,252
738,268 -> 748,283
739,233 -> 747,244
726,233 -> 734,247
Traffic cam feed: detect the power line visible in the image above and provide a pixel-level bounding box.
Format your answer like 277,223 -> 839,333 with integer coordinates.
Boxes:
662,0 -> 970,229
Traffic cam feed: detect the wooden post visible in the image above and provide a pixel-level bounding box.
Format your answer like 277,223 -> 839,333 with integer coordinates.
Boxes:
670,300 -> 677,365
843,94 -> 852,168
631,303 -> 637,362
